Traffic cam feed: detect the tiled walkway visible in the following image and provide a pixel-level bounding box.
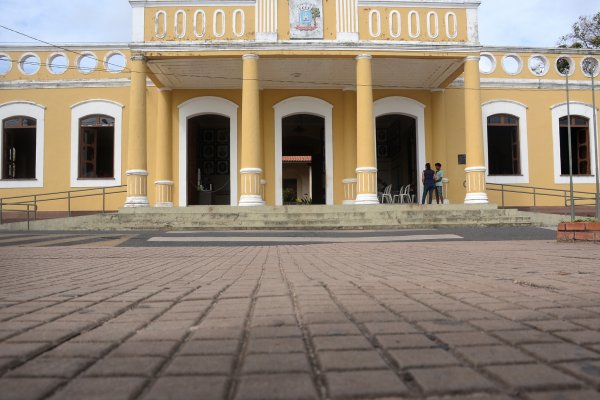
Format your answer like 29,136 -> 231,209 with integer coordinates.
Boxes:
0,240 -> 599,400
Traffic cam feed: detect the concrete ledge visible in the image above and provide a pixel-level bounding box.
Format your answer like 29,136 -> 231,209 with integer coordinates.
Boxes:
0,204 -> 534,231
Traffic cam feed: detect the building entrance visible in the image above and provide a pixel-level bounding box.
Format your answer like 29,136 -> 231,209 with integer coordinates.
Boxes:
376,114 -> 418,201
281,114 -> 326,205
187,114 -> 231,205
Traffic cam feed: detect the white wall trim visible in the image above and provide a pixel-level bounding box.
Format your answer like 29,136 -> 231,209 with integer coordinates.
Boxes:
274,96 -> 334,206
466,7 -> 479,45
482,99 -> 528,109
70,100 -> 123,188
0,101 -> 45,188
71,99 -> 124,110
178,96 -> 239,207
482,100 -> 530,184
373,96 -> 426,200
132,6 -> 146,43
550,102 -> 598,184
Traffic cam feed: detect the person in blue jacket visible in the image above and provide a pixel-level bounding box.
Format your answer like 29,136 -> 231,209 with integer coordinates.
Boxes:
421,163 -> 436,205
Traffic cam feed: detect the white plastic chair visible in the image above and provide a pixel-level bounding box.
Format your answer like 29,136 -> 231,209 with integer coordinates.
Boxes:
393,185 -> 406,204
397,185 -> 412,204
381,184 -> 393,203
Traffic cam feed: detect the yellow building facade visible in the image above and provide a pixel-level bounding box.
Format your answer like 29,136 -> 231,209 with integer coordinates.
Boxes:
0,0 -> 598,211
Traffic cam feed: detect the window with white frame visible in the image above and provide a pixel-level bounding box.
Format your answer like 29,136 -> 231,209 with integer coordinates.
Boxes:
482,100 -> 529,184
78,115 -> 115,179
0,101 -> 45,188
487,114 -> 521,176
559,115 -> 590,176
71,100 -> 122,187
2,116 -> 37,180
551,102 -> 597,184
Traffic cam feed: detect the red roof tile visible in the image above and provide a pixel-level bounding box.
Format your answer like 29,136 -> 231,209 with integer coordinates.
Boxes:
282,156 -> 312,163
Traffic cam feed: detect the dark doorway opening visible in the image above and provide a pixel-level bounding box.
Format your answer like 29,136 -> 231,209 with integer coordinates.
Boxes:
187,114 -> 231,205
376,114 -> 417,198
2,116 -> 36,180
282,114 -> 325,205
487,114 -> 520,176
560,115 -> 590,175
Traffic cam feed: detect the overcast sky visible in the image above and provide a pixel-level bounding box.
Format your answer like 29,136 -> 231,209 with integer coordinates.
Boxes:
0,0 -> 596,47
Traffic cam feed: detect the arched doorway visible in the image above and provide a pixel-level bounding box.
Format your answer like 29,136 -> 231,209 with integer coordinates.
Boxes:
374,97 -> 426,200
178,97 -> 238,206
282,114 -> 325,204
376,115 -> 418,199
187,115 -> 231,205
274,96 -> 333,205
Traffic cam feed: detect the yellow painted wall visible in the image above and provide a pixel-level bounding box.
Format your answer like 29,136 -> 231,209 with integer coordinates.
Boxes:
145,7 -> 255,42
482,51 -> 591,81
2,48 -> 599,210
0,86 -> 131,211
479,86 -> 599,207
358,7 -> 468,42
0,49 -> 130,81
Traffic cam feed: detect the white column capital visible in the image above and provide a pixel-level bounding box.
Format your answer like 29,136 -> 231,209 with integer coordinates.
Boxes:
130,55 -> 147,62
242,54 -> 259,60
356,54 -> 372,61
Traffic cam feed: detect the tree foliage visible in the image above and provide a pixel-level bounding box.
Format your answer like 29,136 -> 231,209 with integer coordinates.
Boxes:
559,11 -> 600,49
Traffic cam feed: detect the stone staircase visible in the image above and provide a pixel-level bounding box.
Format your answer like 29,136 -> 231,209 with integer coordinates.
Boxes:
0,204 -> 534,231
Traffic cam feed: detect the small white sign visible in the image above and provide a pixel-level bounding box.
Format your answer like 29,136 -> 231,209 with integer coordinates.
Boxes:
289,0 -> 324,39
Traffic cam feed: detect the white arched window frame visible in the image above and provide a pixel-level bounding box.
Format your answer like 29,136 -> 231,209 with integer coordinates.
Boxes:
482,100 -> 530,184
0,101 -> 45,188
373,96 -> 426,200
551,102 -> 598,184
274,96 -> 334,206
178,96 -> 239,207
70,100 -> 123,188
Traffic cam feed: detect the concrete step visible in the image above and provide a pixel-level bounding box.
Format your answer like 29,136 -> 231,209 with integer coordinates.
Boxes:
0,204 -> 534,231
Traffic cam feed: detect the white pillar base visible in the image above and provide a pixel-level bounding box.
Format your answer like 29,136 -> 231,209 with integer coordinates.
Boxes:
342,200 -> 356,205
256,32 -> 277,42
155,202 -> 173,208
125,196 -> 150,208
464,192 -> 489,204
355,193 -> 379,205
337,32 -> 359,42
239,195 -> 265,207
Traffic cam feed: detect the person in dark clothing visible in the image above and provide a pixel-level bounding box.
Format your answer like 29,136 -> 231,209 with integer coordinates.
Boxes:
421,163 -> 436,205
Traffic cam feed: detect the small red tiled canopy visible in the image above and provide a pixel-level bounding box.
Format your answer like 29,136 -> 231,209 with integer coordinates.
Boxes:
282,156 -> 312,163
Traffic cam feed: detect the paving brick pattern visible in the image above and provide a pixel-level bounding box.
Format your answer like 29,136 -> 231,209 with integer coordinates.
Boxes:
0,241 -> 599,399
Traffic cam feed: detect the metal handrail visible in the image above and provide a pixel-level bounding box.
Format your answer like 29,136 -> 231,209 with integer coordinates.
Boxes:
0,185 -> 127,227
0,202 -> 37,230
487,183 -> 597,211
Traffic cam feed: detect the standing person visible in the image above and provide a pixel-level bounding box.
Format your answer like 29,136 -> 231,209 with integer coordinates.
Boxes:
421,163 -> 436,205
434,162 -> 444,204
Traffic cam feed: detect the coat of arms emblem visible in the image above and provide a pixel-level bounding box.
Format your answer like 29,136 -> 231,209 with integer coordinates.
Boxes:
289,0 -> 323,39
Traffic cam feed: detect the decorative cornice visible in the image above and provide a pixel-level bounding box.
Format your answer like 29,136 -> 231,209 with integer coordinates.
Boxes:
358,0 -> 481,8
129,0 -> 255,6
130,41 -> 482,54
0,43 -> 129,52
0,79 -> 132,90
451,77 -> 597,90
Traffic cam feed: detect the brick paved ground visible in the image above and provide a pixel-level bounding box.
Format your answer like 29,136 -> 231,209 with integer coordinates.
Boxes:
0,240 -> 599,400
